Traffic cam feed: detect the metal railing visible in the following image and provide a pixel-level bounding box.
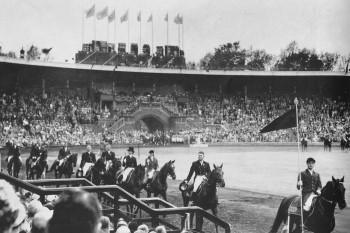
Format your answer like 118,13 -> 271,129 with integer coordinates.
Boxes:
0,172 -> 231,233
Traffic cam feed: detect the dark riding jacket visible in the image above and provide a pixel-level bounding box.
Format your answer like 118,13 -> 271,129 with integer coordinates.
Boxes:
297,169 -> 322,203
58,147 -> 70,160
123,155 -> 137,169
186,160 -> 211,182
145,156 -> 159,171
80,152 -> 96,169
102,150 -> 115,161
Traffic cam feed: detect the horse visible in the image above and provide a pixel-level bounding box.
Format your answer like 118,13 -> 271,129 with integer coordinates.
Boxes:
146,160 -> 176,201
88,156 -> 123,185
301,138 -> 308,152
269,176 -> 347,233
7,156 -> 22,178
26,156 -> 48,180
52,153 -> 78,179
181,164 -> 225,233
324,138 -> 332,152
119,164 -> 146,216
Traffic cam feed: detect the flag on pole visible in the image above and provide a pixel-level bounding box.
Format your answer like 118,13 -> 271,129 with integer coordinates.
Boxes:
174,14 -> 181,24
85,4 -> 95,18
164,12 -> 168,22
137,11 -> 141,22
260,108 -> 297,133
108,9 -> 115,23
179,15 -> 183,24
120,10 -> 129,23
96,7 -> 108,20
148,14 -> 153,22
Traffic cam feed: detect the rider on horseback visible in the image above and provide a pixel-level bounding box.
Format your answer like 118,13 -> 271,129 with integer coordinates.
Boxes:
145,150 -> 159,189
184,151 -> 211,200
297,157 -> 322,215
78,144 -> 96,177
49,143 -> 71,172
6,139 -> 21,175
117,147 -> 137,184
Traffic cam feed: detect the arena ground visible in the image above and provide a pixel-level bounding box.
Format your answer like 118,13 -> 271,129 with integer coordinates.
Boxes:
1,144 -> 349,233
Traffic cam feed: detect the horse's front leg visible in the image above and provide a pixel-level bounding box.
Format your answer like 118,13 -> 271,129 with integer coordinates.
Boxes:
211,206 -> 219,233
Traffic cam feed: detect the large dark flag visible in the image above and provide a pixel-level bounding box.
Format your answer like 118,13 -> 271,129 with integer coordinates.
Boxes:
260,108 -> 297,133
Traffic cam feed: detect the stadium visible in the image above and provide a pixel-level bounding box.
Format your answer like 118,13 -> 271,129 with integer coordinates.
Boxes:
0,1 -> 350,233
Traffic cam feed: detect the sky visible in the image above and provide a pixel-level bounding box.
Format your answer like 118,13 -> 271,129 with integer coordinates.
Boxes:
0,0 -> 349,63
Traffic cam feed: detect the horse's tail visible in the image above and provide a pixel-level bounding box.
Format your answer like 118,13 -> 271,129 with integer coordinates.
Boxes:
269,196 -> 294,233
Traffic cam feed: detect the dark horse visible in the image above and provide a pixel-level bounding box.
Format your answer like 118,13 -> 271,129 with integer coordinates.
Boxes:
26,156 -> 48,180
7,156 -> 22,178
52,153 -> 78,179
324,137 -> 332,152
270,176 -> 347,233
119,164 -> 146,216
86,157 -> 123,185
146,160 -> 176,201
181,164 -> 225,233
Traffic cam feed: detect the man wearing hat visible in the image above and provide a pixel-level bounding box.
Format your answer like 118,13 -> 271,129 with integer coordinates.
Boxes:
297,157 -> 322,213
184,151 -> 211,199
118,147 -> 137,183
145,150 -> 159,189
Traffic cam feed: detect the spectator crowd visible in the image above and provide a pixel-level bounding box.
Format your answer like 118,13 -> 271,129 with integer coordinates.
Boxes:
0,86 -> 349,147
0,180 -> 172,233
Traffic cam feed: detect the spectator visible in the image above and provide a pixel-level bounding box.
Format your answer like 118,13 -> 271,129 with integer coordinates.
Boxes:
155,226 -> 167,233
31,208 -> 53,233
0,180 -> 27,233
47,189 -> 101,233
99,216 -> 110,233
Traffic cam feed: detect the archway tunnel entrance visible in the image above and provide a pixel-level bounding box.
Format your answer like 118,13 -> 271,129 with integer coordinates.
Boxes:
135,116 -> 166,132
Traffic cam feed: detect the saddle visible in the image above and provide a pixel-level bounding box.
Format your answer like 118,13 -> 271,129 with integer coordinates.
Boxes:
117,168 -> 134,184
288,196 -> 317,219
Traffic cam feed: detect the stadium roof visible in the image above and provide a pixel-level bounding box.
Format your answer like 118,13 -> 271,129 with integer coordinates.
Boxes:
0,57 -> 347,77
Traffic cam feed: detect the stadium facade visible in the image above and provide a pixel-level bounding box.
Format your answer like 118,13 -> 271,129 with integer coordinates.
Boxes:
0,57 -> 349,132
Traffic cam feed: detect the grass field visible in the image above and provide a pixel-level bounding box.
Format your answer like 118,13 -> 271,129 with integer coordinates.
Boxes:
1,144 -> 349,232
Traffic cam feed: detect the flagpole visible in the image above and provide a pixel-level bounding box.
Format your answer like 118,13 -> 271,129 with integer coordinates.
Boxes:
138,11 -> 142,54
107,16 -> 109,43
128,10 -> 130,53
182,15 -> 184,55
167,12 -> 169,56
178,22 -> 180,56
152,14 -> 154,55
94,11 -> 96,51
82,0 -> 84,46
114,8 -> 116,52
295,97 -> 304,233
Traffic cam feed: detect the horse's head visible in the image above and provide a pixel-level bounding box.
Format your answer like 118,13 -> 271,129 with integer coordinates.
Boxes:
135,164 -> 146,185
322,176 -> 347,210
163,160 -> 176,180
68,153 -> 78,167
211,164 -> 225,188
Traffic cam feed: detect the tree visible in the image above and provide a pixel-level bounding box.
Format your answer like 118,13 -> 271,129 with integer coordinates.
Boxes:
246,49 -> 273,71
278,41 -> 323,71
320,52 -> 340,71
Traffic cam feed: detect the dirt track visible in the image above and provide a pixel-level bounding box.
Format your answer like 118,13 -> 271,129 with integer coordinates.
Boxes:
1,145 -> 349,233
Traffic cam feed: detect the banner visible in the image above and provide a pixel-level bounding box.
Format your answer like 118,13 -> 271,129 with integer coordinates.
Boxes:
108,9 -> 115,23
120,10 -> 129,23
85,4 -> 95,18
137,11 -> 141,22
174,14 -> 180,24
96,6 -> 108,20
148,14 -> 153,23
260,108 -> 297,133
